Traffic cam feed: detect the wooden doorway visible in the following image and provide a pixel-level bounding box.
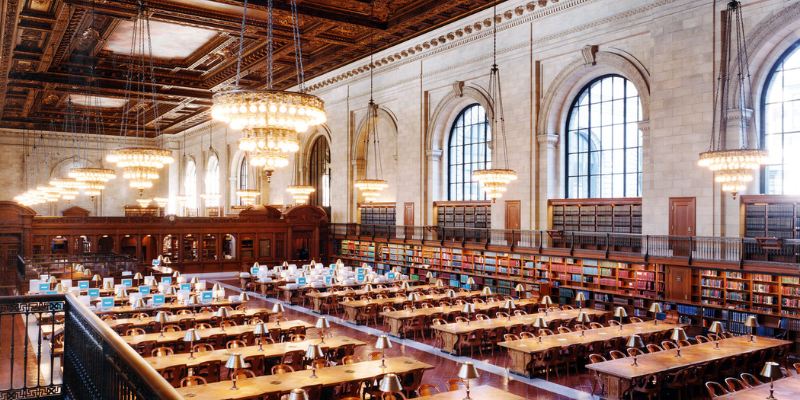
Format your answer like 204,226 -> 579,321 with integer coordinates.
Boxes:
665,265 -> 692,301
669,197 -> 696,257
403,202 -> 414,238
505,200 -> 521,245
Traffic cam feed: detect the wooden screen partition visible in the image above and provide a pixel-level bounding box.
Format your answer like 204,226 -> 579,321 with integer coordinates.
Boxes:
549,198 -> 642,233
0,202 -> 328,274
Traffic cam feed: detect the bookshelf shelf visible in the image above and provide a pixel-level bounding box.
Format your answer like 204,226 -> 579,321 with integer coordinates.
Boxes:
359,203 -> 396,226
550,198 -> 642,234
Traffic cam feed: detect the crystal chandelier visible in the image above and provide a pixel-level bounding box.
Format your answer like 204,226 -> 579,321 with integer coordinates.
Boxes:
50,178 -> 82,200
68,167 -> 116,194
472,6 -> 516,201
286,185 -> 315,204
250,147 -> 290,169
107,3 -> 173,191
153,197 -> 168,208
236,189 -> 260,206
213,0 -> 325,133
697,1 -> 766,198
136,198 -> 152,208
354,45 -> 388,202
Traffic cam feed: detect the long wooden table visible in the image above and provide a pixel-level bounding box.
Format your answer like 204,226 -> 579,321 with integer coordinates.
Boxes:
123,320 -> 313,346
499,321 -> 683,377
106,307 -> 274,328
720,375 -> 800,399
416,385 -> 524,399
307,284 -> 437,312
339,291 -> 490,324
175,357 -> 433,399
94,299 -> 241,316
278,280 -> 416,304
585,335 -> 792,399
380,298 -> 542,337
432,308 -> 607,355
145,336 -> 366,371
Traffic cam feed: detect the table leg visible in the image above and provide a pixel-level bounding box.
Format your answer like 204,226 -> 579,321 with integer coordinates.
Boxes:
505,349 -> 533,378
385,317 -> 403,337
439,332 -> 459,355
343,306 -> 359,323
312,298 -> 322,313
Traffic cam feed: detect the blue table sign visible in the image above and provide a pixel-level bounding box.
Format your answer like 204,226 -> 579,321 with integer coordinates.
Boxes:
152,294 -> 165,306
88,288 -> 100,299
201,291 -> 213,303
138,285 -> 151,295
122,279 -> 133,287
152,259 -> 160,266
39,283 -> 50,292
356,273 -> 365,283
78,281 -> 90,289
356,267 -> 365,276
250,266 -> 260,275
100,297 -> 114,309
160,276 -> 172,284
387,272 -> 396,280
180,283 -> 192,291
324,276 -> 332,285
297,277 -> 307,285
44,290 -> 57,295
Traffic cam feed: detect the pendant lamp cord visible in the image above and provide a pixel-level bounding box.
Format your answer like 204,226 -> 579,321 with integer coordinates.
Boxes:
489,5 -> 509,169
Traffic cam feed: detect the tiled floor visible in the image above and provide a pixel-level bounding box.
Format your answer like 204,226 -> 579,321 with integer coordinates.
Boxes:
215,278 -> 597,399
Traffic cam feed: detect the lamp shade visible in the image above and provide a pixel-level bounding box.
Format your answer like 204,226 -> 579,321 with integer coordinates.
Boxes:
305,344 -> 324,360
134,298 -> 147,309
315,317 -> 330,329
134,272 -> 143,280
481,287 -> 493,296
212,283 -> 221,292
760,361 -> 782,379
375,335 -> 392,350
215,307 -> 230,318
49,276 -> 58,283
92,274 -> 102,282
54,283 -> 64,293
575,292 -> 586,303
83,269 -> 92,277
287,389 -> 309,400
708,321 -> 725,335
670,327 -> 688,342
172,271 -> 180,278
400,282 -> 411,290
225,353 -> 247,369
457,361 -> 480,380
436,279 -> 445,288
540,295 -> 553,306
188,294 -> 198,305
576,311 -> 591,323
364,284 -> 374,291
466,277 -> 476,285
253,322 -> 267,336
533,316 -> 547,328
240,292 -> 250,302
407,293 -> 421,302
154,311 -> 169,324
649,302 -> 663,314
272,303 -> 285,313
462,303 -> 475,314
379,373 -> 403,393
614,307 -> 628,318
183,328 -> 201,342
426,272 -> 433,279
503,299 -> 516,310
104,281 -> 115,290
190,277 -> 200,284
626,335 -> 644,348
446,289 -> 457,298
515,283 -> 525,292
745,315 -> 759,328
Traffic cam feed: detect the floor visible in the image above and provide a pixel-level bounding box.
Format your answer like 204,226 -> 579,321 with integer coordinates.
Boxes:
214,278 -> 598,399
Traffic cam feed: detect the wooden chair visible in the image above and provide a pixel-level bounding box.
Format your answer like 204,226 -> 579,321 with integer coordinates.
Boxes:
446,378 -> 463,391
454,316 -> 469,323
608,320 -> 621,326
132,340 -> 156,357
663,368 -> 689,400
646,344 -> 663,353
588,354 -> 607,395
794,362 -> 800,374
661,341 -> 678,350
132,312 -> 150,320
180,376 -> 207,387
368,351 -> 383,361
194,322 -> 212,330
677,339 -> 692,347
271,363 -> 294,375
562,305 -> 574,310
151,347 -> 174,357
162,324 -> 181,333
289,334 -> 306,342
503,333 -> 520,342
589,322 -> 604,329
431,318 -> 447,347
310,359 -> 328,370
229,369 -> 256,381
705,381 -> 729,398
695,335 -> 710,343
281,350 -> 305,372
557,326 -> 572,334
415,383 -> 439,396
192,343 -> 214,353
341,355 -> 358,365
196,360 -> 222,383
101,315 -> 117,321
520,331 -> 536,339
380,393 -> 407,400
457,329 -> 484,357
627,347 -> 644,357
244,354 -> 265,376
176,309 -> 193,316
513,310 -> 527,316
608,350 -> 626,360
724,377 -> 748,392
740,372 -> 762,387
125,328 -> 146,336
538,328 -> 554,336
475,313 -> 489,321
226,339 -> 247,350
220,320 -> 238,329
629,317 -> 643,323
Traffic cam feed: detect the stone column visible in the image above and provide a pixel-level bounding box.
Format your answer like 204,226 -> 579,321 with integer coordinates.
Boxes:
537,134 -> 558,229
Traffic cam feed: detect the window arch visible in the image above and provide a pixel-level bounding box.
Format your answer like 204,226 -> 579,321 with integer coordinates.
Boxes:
308,136 -> 331,207
184,159 -> 197,211
237,156 -> 250,205
761,42 -> 800,195
565,74 -> 642,198
205,155 -> 220,207
447,104 -> 491,201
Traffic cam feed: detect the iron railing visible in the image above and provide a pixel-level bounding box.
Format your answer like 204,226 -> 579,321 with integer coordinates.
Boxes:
0,294 -> 180,400
19,254 -> 138,281
329,223 -> 800,267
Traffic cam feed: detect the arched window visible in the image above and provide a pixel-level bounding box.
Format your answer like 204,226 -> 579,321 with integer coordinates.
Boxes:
205,155 -> 220,207
308,136 -> 331,207
762,43 -> 800,195
565,75 -> 642,198
184,159 -> 197,211
237,156 -> 250,205
447,104 -> 491,201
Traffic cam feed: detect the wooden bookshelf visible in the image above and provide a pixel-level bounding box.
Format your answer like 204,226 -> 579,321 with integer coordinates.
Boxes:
549,198 -> 641,234
359,202 -> 396,226
434,201 -> 491,229
741,195 -> 800,238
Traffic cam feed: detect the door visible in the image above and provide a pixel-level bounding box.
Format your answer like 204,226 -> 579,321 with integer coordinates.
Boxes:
669,197 -> 696,257
665,265 -> 692,301
505,200 -> 521,245
403,202 -> 414,239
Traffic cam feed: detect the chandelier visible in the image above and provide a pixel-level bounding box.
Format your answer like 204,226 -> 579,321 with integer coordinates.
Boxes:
286,185 -> 315,204
153,197 -> 168,208
107,3 -> 173,191
472,5 -> 516,201
136,198 -> 152,208
68,167 -> 116,194
236,189 -> 260,206
50,178 -> 82,200
213,0 -> 325,134
354,43 -> 388,202
697,1 -> 766,198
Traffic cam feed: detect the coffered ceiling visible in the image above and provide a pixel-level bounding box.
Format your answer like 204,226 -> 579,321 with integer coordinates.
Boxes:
0,0 -> 498,136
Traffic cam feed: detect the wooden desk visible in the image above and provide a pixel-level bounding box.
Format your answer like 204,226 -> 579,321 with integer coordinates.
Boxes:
432,308 -> 607,355
145,336 -> 365,371
123,320 -> 313,346
278,280 -> 416,304
586,336 -> 791,399
94,299 -> 241,315
307,284 -> 437,312
105,308 -> 273,329
380,298 -> 541,337
339,291 -> 487,324
415,385 -> 524,400
499,321 -> 682,377
720,375 -> 800,399
175,357 -> 433,399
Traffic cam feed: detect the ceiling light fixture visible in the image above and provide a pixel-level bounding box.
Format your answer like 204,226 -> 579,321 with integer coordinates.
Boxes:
472,6 -> 516,201
697,0 -> 767,198
354,34 -> 388,202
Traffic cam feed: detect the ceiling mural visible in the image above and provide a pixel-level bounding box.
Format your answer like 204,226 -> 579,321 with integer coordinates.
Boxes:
0,0 -> 498,136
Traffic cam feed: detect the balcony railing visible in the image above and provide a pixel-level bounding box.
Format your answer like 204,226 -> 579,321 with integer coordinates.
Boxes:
329,223 -> 800,267
0,294 -> 180,400
19,254 -> 139,281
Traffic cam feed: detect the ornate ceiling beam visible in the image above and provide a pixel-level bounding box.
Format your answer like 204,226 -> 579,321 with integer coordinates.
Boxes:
212,0 -> 387,29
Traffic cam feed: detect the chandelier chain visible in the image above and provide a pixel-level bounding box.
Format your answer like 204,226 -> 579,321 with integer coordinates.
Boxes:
290,0 -> 306,91
234,0 -> 249,87
267,0 -> 273,89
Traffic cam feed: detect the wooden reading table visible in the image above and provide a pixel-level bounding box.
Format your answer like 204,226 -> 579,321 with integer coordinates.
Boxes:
415,385 -> 524,399
123,320 -> 313,346
720,375 -> 800,399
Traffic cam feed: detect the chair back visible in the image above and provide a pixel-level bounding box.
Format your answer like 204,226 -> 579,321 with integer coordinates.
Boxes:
724,377 -> 747,392
180,375 -> 207,387
609,350 -> 626,360
151,347 -> 174,357
588,353 -> 606,363
271,363 -> 294,374
646,344 -> 663,353
705,381 -> 729,398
